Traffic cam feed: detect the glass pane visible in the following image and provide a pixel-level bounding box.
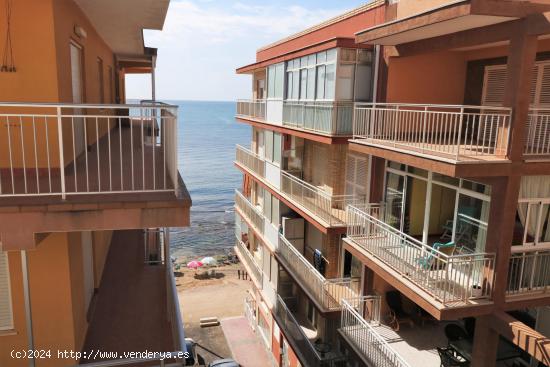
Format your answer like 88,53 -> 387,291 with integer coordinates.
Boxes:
307,67 -> 316,100
265,130 -> 274,162
327,48 -> 337,62
274,63 -> 284,99
405,177 -> 427,238
357,49 -> 372,64
428,183 -> 457,246
300,56 -> 308,68
325,64 -> 336,100
385,172 -> 405,229
308,54 -> 316,66
272,196 -> 280,227
286,72 -> 293,99
407,166 -> 428,178
433,172 -> 459,187
263,190 -> 272,222
388,161 -> 406,171
292,71 -> 300,99
267,65 -> 275,98
317,51 -> 327,63
273,132 -> 282,165
300,69 -> 308,100
456,194 -> 490,252
316,65 -> 326,99
462,179 -> 491,196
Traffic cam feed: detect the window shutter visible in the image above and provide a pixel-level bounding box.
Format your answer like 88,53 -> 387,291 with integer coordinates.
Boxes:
345,153 -> 368,198
0,251 -> 13,330
538,63 -> 550,106
482,65 -> 507,106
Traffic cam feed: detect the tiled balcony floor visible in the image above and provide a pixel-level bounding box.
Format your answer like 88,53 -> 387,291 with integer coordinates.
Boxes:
81,230 -> 174,362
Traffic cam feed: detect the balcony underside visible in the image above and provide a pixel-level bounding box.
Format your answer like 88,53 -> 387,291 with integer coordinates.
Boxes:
349,140 -> 515,178
343,239 -> 494,320
82,230 -> 175,360
235,116 -> 350,145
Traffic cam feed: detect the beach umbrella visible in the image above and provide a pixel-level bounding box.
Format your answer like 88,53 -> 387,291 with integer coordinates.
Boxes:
187,260 -> 203,269
201,256 -> 218,266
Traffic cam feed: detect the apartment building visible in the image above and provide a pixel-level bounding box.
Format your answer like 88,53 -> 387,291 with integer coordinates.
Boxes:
0,1 -> 190,366
235,1 -> 550,367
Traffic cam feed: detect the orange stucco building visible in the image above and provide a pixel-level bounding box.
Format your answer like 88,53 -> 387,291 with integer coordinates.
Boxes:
0,1 -> 190,366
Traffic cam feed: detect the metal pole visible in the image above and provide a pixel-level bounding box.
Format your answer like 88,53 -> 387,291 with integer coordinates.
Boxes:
21,250 -> 35,367
151,55 -> 157,102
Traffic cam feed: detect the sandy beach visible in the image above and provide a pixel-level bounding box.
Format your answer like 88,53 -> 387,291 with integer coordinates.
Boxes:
175,259 -> 253,365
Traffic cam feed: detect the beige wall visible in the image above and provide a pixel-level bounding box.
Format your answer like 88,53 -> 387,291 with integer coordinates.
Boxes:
303,141 -> 347,196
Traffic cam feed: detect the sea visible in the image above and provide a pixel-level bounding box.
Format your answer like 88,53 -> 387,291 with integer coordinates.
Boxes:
167,100 -> 250,261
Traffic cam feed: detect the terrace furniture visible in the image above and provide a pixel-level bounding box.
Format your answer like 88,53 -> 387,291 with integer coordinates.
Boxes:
437,347 -> 470,367
444,324 -> 469,345
449,337 -> 522,363
416,241 -> 456,270
386,291 -> 414,331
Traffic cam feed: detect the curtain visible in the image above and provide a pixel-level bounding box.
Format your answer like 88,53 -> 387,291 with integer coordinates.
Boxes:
518,176 -> 550,244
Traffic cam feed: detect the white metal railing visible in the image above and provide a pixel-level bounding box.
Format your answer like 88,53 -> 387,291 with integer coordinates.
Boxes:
235,145 -> 265,178
236,99 -> 266,121
507,247 -> 550,296
282,100 -> 354,135
525,108 -> 550,156
274,295 -> 342,367
235,236 -> 263,286
235,189 -> 265,236
281,171 -> 363,226
340,297 -> 410,367
346,205 -> 496,305
0,102 -> 178,198
353,103 -> 512,161
277,234 -> 359,311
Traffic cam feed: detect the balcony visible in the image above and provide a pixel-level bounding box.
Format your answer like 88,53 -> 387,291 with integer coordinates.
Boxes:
353,103 -> 512,163
282,100 -> 353,136
235,144 -> 362,227
235,144 -> 265,179
346,204 -> 496,307
236,99 -> 266,121
0,102 -> 179,200
339,296 -> 411,367
525,108 -> 550,159
236,99 -> 354,136
507,247 -> 550,297
273,295 -> 344,367
234,236 -> 263,288
235,189 -> 265,238
280,171 -> 360,227
81,229 -> 186,366
277,234 -> 359,312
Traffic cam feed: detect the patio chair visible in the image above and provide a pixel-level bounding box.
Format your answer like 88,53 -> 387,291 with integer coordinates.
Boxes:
386,291 -> 414,331
437,347 -> 470,367
416,241 -> 455,270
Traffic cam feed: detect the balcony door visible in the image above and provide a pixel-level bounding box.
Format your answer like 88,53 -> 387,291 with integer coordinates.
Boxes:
70,41 -> 86,158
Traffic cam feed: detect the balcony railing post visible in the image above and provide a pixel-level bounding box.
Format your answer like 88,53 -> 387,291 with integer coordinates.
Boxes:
456,107 -> 464,161
56,106 -> 66,199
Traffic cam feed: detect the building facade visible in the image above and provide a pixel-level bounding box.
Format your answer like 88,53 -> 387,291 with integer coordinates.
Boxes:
0,1 -> 190,366
235,1 -> 550,367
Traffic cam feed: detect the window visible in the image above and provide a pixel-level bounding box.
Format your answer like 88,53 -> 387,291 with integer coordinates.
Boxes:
0,252 -> 13,331
267,63 -> 284,99
262,190 -> 280,227
97,58 -> 104,104
264,130 -> 281,166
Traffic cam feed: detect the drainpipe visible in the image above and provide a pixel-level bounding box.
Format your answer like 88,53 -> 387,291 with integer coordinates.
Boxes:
21,250 -> 35,367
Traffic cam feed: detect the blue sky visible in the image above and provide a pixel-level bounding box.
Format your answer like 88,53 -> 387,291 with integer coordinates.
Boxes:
125,0 -> 370,101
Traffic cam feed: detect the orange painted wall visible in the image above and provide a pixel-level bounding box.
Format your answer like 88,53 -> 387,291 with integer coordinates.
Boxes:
394,0 -> 452,19
1,234 -> 77,367
386,50 -> 467,104
0,0 -> 118,168
1,230 -> 114,367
